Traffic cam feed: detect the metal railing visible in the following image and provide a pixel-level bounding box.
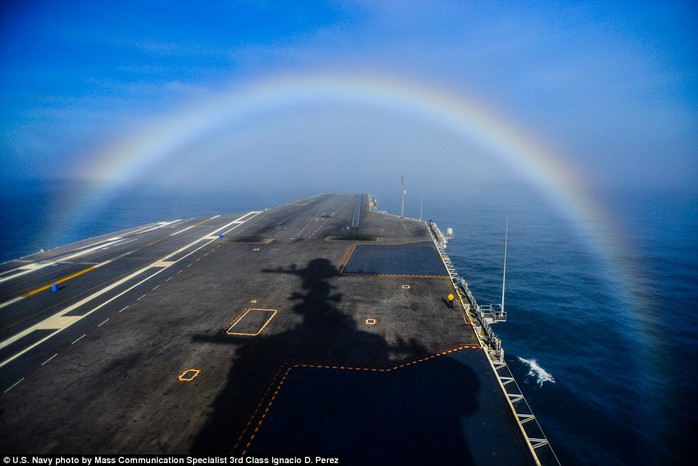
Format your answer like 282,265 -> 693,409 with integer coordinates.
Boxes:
426,220 -> 560,466
480,303 -> 508,324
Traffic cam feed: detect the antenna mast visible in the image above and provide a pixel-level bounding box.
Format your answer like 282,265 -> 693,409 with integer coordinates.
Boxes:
501,217 -> 508,312
419,186 -> 423,221
400,176 -> 405,217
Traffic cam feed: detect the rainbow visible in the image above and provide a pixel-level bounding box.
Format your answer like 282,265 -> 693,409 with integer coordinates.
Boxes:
75,72 -> 619,253
78,73 -> 599,226
70,71 -> 642,319
56,70 -> 658,447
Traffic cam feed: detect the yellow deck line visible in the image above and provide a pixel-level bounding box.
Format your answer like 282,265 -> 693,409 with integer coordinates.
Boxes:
22,265 -> 98,298
192,217 -> 213,227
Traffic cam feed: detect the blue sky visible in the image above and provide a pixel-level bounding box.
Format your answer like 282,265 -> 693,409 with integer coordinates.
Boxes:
1,1 -> 696,193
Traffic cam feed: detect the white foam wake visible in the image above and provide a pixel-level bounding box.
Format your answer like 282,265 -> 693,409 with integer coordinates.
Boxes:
518,357 -> 555,387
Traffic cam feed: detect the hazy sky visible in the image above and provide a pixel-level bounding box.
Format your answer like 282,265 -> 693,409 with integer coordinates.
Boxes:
1,1 -> 696,194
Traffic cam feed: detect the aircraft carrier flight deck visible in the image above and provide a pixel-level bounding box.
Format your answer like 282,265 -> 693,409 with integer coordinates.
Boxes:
0,194 -> 552,465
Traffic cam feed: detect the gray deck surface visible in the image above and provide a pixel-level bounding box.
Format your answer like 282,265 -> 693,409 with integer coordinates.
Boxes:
0,194 -> 535,465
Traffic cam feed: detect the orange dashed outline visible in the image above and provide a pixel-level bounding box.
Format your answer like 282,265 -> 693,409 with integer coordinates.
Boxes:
235,343 -> 481,455
343,272 -> 448,279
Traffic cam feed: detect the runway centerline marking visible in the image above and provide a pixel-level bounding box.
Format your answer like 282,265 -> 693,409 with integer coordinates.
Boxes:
4,378 -> 24,393
41,353 -> 58,366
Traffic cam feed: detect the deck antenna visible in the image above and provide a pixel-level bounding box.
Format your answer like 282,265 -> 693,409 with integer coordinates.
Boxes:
501,217 -> 509,313
400,176 -> 406,217
419,186 -> 424,221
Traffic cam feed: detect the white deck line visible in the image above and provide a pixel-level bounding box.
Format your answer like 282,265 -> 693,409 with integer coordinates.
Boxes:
0,259 -> 114,311
170,225 -> 196,236
0,211 -> 262,368
0,239 -> 123,284
41,353 -> 58,366
4,377 -> 24,393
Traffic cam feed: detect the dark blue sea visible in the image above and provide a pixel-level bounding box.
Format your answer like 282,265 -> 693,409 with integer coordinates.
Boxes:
1,179 -> 696,465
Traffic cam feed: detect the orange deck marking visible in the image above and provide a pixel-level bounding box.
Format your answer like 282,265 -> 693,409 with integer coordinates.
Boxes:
177,368 -> 200,382
226,308 -> 278,336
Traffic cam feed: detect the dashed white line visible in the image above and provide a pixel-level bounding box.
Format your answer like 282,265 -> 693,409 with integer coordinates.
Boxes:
137,294 -> 146,301
4,378 -> 24,393
152,285 -> 160,291
41,353 -> 58,366
177,270 -> 183,275
195,258 -> 201,262
186,264 -> 192,268
72,334 -> 87,344
98,318 -> 110,327
118,305 -> 129,313
165,277 -> 173,282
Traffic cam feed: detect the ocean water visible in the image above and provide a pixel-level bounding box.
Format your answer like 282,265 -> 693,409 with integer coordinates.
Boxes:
1,180 -> 696,464
414,187 -> 698,465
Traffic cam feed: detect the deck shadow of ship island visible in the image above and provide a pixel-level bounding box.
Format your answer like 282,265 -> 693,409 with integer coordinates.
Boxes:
191,257 -> 481,464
